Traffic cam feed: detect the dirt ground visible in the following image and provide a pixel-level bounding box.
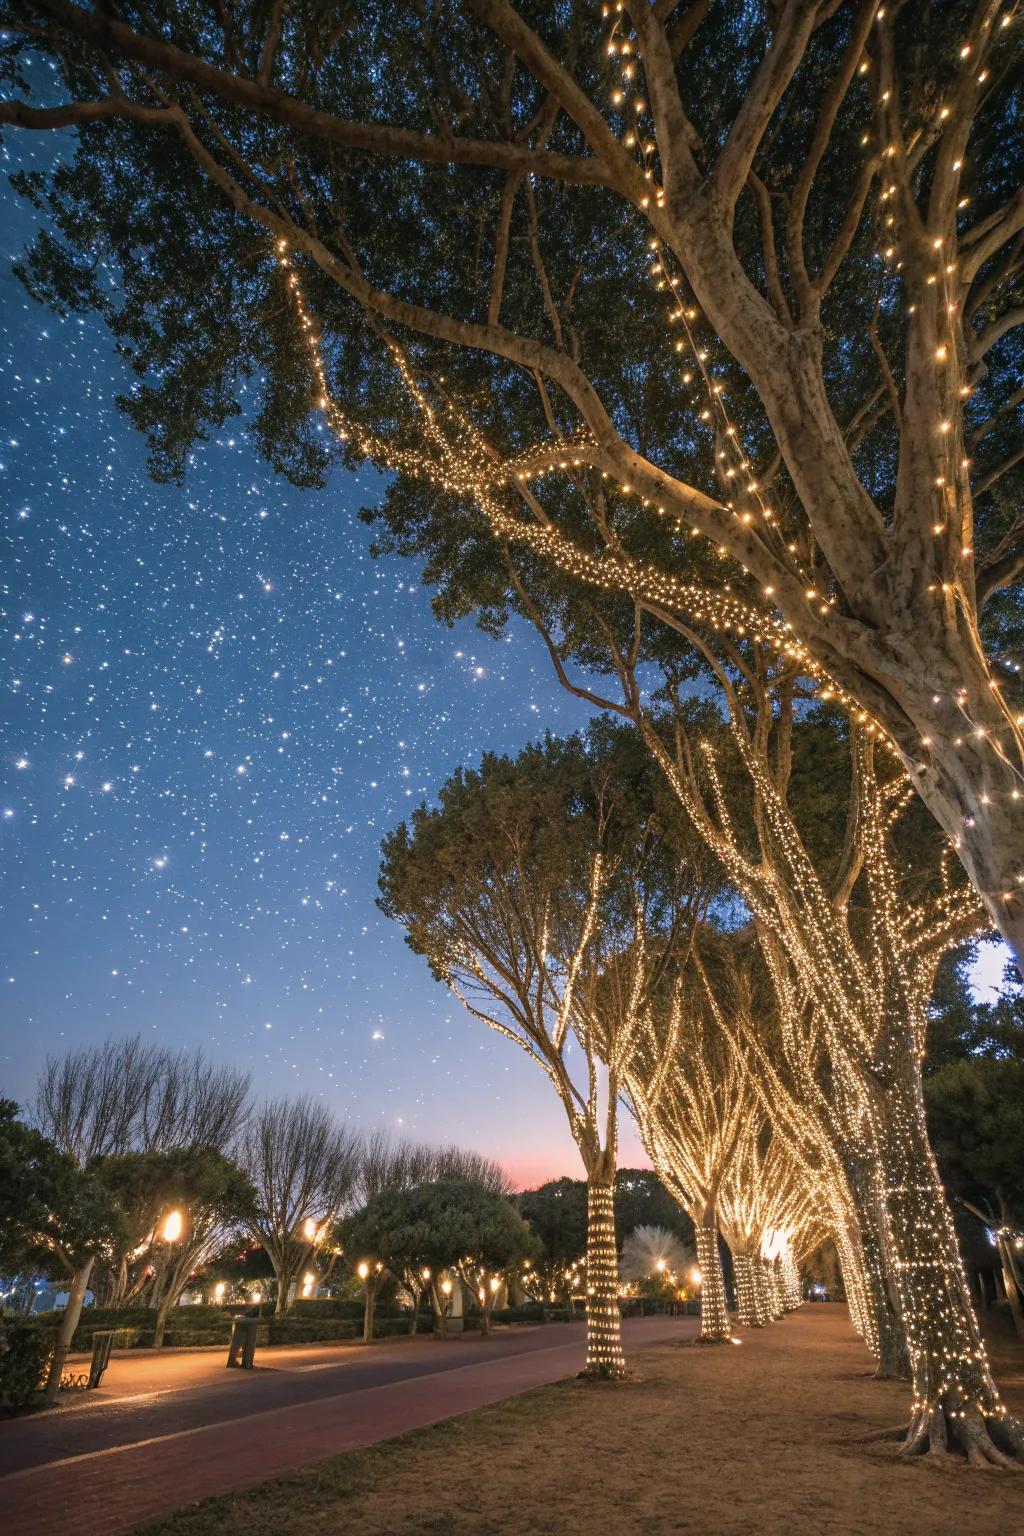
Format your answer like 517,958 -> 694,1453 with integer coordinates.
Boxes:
140,1305 -> 1024,1536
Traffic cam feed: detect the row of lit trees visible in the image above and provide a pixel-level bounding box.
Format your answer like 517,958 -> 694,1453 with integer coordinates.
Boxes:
378,701 -> 1019,1462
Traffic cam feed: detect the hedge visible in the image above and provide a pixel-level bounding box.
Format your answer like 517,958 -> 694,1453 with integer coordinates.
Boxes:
0,1321 -> 50,1410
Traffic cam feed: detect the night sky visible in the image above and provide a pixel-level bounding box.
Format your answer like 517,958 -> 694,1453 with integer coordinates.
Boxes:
0,124 -> 651,1187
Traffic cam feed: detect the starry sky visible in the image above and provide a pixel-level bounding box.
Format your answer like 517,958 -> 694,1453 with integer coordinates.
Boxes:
0,124 -> 653,1188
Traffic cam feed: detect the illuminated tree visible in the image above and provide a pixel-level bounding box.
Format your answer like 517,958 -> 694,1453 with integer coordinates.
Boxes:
5,3 -> 1023,955
647,668 -> 1021,1460
32,1038 -> 251,1373
627,967 -> 744,1342
380,722 -> 711,1376
241,1096 -> 362,1316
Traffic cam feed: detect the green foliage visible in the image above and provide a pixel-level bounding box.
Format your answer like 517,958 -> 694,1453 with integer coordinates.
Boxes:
518,1180 -> 588,1268
520,1168 -> 695,1265
0,1100 -> 123,1280
0,1320 -> 50,1410
341,1179 -> 533,1282
926,1055 -> 1024,1226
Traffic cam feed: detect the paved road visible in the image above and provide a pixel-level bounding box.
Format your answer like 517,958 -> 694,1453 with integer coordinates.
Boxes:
0,1316 -> 694,1534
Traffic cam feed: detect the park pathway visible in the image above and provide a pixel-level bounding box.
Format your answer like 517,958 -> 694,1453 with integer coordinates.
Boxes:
0,1314 -> 694,1534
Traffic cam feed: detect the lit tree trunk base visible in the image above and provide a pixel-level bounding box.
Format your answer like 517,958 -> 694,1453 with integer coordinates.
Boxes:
580,1178 -> 625,1380
903,1402 -> 1023,1466
733,1254 -> 764,1329
696,1225 -> 733,1343
870,1053 -> 1020,1462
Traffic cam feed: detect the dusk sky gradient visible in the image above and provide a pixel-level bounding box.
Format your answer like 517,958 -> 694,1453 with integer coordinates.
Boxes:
0,122 -> 649,1188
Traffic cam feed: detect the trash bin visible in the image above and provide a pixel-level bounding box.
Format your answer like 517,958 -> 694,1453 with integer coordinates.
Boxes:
87,1330 -> 117,1389
226,1316 -> 260,1369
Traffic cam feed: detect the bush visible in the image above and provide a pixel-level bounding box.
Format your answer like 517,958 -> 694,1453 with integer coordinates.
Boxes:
32,1304 -> 235,1351
289,1296 -> 407,1321
0,1322 -> 50,1410
372,1316 -> 416,1338
267,1318 -> 357,1345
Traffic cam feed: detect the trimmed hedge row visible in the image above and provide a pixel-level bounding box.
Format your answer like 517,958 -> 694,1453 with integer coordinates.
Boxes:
0,1322 -> 50,1410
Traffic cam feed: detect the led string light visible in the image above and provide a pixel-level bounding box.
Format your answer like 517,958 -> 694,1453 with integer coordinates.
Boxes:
598,3 -> 1024,836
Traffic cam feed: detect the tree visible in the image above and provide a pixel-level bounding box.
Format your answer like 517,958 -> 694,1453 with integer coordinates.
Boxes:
241,1097 -> 362,1315
0,1101 -> 123,1401
357,1131 -> 511,1205
35,1038 -> 250,1164
341,1178 -> 532,1337
627,960 -> 749,1343
518,1178 -> 588,1305
380,720 -> 713,1375
927,1056 -> 1024,1337
4,3 -> 1023,955
94,1147 -> 256,1344
32,1037 -> 251,1355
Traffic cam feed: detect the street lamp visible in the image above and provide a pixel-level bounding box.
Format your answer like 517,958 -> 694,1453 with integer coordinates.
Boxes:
162,1209 -> 183,1243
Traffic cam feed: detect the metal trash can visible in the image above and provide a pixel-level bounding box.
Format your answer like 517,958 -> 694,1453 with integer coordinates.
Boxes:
226,1316 -> 260,1369
87,1330 -> 117,1389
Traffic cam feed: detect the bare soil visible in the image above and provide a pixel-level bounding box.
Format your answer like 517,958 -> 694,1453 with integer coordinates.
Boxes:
139,1305 -> 1024,1536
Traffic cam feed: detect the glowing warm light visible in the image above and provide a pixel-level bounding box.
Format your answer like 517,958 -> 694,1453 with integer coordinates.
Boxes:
357,1261 -> 370,1281
162,1209 -> 183,1243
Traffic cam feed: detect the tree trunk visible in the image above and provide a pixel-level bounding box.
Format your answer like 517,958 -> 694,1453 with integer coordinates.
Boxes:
44,1256 -> 94,1404
834,1222 -> 871,1342
152,1290 -> 174,1349
996,1235 -> 1024,1341
780,1246 -> 802,1311
752,1258 -> 775,1325
869,1057 -> 1021,1463
695,1220 -> 732,1342
430,1279 -> 449,1337
274,1267 -> 295,1317
846,1151 -> 910,1378
581,1175 -> 625,1378
733,1252 -> 763,1328
363,1277 -> 377,1344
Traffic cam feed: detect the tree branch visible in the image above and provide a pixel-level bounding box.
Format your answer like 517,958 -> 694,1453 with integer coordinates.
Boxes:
16,0 -> 617,186
713,0 -> 820,209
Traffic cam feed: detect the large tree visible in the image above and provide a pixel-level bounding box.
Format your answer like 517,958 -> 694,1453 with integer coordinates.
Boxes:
341,1178 -> 533,1337
241,1096 -> 362,1314
2,2 -> 1023,953
95,1146 -> 255,1344
0,1101 -> 124,1401
380,720 -> 714,1375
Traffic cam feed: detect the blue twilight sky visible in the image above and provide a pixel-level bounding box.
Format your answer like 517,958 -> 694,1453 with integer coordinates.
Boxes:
0,122 -> 653,1188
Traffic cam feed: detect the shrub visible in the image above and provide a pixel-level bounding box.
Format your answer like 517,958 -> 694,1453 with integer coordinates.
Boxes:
0,1322 -> 50,1410
267,1318 -> 357,1345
